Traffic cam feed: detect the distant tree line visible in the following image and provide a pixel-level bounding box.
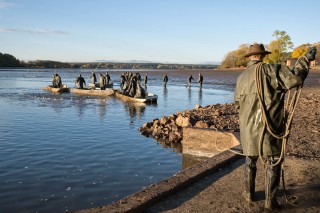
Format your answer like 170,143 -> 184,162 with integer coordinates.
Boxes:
220,30 -> 320,68
78,62 -> 217,70
0,52 -> 21,67
0,52 -> 218,69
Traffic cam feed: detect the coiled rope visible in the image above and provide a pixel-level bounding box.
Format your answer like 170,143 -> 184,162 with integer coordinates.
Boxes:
255,62 -> 302,206
255,62 -> 302,166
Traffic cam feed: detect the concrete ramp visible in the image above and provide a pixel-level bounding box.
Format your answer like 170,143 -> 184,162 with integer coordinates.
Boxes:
182,127 -> 240,157
77,128 -> 242,213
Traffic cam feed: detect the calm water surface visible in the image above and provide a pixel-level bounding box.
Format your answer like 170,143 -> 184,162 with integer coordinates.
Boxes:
0,69 -> 236,212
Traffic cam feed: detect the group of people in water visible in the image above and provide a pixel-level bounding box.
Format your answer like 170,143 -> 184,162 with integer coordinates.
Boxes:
89,71 -> 112,90
83,71 -> 146,98
53,71 -> 205,97
163,73 -> 203,87
120,72 -> 146,98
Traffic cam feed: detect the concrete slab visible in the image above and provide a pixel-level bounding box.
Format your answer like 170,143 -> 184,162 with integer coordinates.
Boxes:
181,127 -> 240,157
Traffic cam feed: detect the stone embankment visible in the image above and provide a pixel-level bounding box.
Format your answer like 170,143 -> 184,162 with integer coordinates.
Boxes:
139,103 -> 239,145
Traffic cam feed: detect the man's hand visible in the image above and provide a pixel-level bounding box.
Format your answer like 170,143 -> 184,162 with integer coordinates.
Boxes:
305,47 -> 317,61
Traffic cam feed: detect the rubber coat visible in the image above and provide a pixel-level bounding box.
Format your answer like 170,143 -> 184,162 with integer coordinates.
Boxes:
234,57 -> 310,156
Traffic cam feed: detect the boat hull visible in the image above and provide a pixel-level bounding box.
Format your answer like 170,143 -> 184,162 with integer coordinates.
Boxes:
43,85 -> 70,93
114,91 -> 157,103
70,88 -> 114,97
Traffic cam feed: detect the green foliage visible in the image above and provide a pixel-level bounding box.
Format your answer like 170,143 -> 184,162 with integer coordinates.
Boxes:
0,52 -> 22,67
0,53 -> 218,69
235,44 -> 249,67
273,30 -> 294,52
220,44 -> 249,68
26,60 -> 74,68
292,44 -> 310,58
77,63 -> 217,70
268,30 -> 294,63
220,51 -> 236,68
221,30 -> 300,66
264,40 -> 280,64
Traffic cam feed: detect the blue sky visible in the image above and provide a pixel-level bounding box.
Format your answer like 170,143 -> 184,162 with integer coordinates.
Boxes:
0,0 -> 319,64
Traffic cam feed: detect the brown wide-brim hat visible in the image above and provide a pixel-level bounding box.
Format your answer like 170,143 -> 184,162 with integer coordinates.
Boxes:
244,43 -> 271,57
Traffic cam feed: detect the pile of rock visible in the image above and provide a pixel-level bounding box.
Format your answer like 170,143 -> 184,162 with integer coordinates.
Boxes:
139,103 -> 239,144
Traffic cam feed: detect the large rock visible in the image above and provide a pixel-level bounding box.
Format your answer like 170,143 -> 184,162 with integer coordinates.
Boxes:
139,103 -> 239,146
175,115 -> 191,127
195,120 -> 209,128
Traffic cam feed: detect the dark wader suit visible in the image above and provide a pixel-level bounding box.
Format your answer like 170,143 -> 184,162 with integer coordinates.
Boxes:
234,56 -> 310,208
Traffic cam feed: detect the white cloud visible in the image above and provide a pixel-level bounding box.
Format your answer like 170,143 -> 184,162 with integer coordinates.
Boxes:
31,29 -> 70,35
0,28 -> 19,32
0,1 -> 15,9
0,28 -> 69,35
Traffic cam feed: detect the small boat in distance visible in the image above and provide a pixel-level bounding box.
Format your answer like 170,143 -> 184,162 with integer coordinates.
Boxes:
43,85 -> 70,93
114,90 -> 157,103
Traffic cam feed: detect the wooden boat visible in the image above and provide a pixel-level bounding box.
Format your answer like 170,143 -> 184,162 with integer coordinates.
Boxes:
89,82 -> 114,89
70,88 -> 114,97
114,90 -> 157,103
43,85 -> 70,93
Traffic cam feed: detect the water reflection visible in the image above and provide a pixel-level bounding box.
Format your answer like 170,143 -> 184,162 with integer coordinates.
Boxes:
50,96 -> 65,113
33,93 -> 70,113
163,86 -> 168,101
98,99 -> 107,121
197,87 -> 203,106
182,154 -> 209,169
198,87 -> 202,100
124,103 -> 146,123
162,86 -> 168,108
155,139 -> 182,153
187,86 -> 191,104
154,139 -> 210,169
72,96 -> 87,118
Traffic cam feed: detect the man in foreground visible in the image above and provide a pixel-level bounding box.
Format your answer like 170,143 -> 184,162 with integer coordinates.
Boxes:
234,43 -> 317,209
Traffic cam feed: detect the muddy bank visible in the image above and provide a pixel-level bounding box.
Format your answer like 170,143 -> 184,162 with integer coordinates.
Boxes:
139,88 -> 320,160
145,74 -> 320,213
286,87 -> 320,159
139,69 -> 320,159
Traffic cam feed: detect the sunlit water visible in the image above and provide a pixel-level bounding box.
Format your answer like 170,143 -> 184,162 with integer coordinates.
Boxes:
0,68 -> 236,212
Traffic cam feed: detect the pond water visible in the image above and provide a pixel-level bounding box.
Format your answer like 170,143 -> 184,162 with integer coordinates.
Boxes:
0,68 -> 236,212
